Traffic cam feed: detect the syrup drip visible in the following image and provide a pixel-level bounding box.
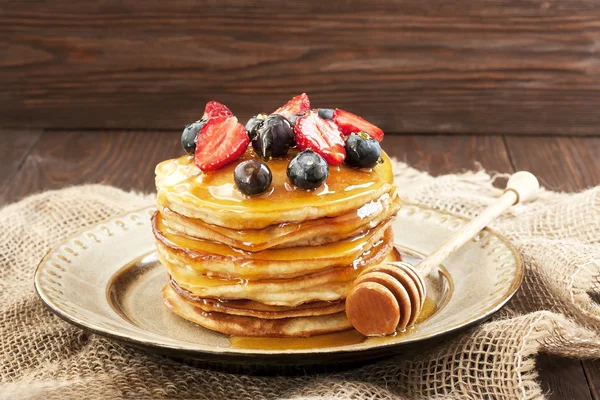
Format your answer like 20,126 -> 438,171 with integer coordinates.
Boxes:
230,297 -> 437,350
161,192 -> 394,249
163,236 -> 391,288
156,150 -> 394,213
155,216 -> 388,263
229,329 -> 365,350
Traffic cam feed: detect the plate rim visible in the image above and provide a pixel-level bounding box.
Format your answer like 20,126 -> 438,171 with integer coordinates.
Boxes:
34,203 -> 524,358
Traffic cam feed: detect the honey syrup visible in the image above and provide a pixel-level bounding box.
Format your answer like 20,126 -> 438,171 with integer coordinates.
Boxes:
156,149 -> 394,214
230,297 -> 437,350
155,215 -> 384,262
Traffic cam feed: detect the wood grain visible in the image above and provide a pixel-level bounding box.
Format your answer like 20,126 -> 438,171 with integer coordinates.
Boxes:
0,129 -> 42,194
505,136 -> 600,400
383,135 -> 512,175
505,136 -> 600,191
3,1 -> 600,134
584,363 -> 600,400
535,354 -> 594,400
0,130 -> 181,204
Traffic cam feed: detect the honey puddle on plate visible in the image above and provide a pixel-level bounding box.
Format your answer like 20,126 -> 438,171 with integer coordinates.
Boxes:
230,297 -> 437,350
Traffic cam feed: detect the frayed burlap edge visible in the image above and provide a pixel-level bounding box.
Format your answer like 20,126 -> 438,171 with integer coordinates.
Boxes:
1,160 -> 599,399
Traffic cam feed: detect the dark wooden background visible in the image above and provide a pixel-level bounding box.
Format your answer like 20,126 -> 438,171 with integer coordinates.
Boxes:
3,0 -> 600,134
2,1 -> 600,398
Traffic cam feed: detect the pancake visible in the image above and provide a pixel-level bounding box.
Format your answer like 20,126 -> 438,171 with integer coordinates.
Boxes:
156,149 -> 395,230
163,285 -> 352,337
153,212 -> 394,280
155,133 -> 402,337
159,191 -> 401,252
170,278 -> 346,319
163,239 -> 399,307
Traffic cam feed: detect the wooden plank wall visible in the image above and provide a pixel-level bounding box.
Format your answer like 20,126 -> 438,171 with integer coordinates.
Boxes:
3,0 -> 600,134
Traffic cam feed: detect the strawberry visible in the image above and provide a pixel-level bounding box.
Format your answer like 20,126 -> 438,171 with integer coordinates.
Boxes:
332,109 -> 384,142
295,111 -> 345,166
272,93 -> 311,120
202,101 -> 233,120
194,116 -> 249,172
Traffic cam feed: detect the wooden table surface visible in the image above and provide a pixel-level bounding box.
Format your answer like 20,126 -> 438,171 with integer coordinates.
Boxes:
5,1 -> 600,136
1,130 -> 598,399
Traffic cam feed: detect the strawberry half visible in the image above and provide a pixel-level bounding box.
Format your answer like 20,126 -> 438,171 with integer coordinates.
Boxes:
332,109 -> 384,142
272,93 -> 311,120
194,116 -> 249,172
295,111 -> 345,166
202,101 -> 233,120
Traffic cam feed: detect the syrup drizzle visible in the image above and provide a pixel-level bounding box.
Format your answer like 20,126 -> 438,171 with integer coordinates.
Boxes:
156,215 -> 380,261
156,150 -> 394,213
162,236 -> 394,289
230,297 -> 437,350
159,191 -> 397,253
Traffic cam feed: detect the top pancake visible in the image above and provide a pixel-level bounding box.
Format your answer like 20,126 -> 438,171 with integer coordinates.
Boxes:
156,149 -> 395,230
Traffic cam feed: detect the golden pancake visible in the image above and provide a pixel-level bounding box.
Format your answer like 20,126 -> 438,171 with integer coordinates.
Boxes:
159,192 -> 401,252
155,149 -> 394,230
155,129 -> 402,337
153,211 -> 393,280
170,278 -> 346,319
162,285 -> 352,337
163,239 -> 399,307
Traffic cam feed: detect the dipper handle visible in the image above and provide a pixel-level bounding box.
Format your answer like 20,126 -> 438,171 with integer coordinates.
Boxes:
346,171 -> 539,336
417,171 -> 539,276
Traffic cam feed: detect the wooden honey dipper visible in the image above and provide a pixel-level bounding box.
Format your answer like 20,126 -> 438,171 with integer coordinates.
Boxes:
346,171 -> 539,336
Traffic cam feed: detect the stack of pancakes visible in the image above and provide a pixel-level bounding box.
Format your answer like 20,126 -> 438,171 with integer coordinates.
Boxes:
153,149 -> 402,337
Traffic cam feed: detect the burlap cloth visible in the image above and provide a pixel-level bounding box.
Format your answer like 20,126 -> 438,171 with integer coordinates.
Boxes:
1,160 -> 599,399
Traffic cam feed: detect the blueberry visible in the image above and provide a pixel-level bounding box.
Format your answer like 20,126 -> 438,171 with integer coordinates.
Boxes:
344,132 -> 383,169
252,114 -> 294,161
317,108 -> 334,120
287,149 -> 329,190
234,160 -> 272,196
181,120 -> 206,154
287,112 -> 306,127
245,113 -> 267,140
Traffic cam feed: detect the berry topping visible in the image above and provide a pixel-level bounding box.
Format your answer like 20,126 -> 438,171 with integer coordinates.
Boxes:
344,132 -> 383,169
245,113 -> 267,139
194,116 -> 249,172
234,159 -> 273,196
332,109 -> 384,142
181,120 -> 206,155
202,101 -> 233,120
287,150 -> 329,190
317,108 -> 334,120
287,112 -> 306,127
295,111 -> 346,166
272,93 -> 311,120
251,114 -> 294,161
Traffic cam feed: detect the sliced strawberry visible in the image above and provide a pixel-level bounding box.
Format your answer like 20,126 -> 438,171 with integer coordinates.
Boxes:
272,93 -> 311,120
194,116 -> 249,172
202,101 -> 233,120
295,111 -> 345,166
332,109 -> 384,142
